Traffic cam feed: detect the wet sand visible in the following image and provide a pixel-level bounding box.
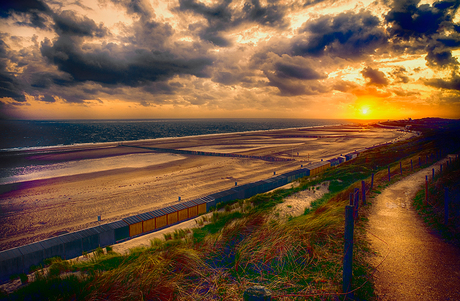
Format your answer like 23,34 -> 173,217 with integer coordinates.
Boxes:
0,124 -> 409,251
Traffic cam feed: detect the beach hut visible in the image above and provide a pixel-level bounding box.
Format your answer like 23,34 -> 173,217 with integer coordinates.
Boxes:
182,200 -> 198,218
107,220 -> 130,242
136,212 -> 156,233
172,203 -> 189,222
0,248 -> 23,282
94,223 -> 115,247
123,215 -> 143,237
162,206 -> 178,225
39,236 -> 65,260
209,189 -> 237,206
328,158 -> 340,167
59,232 -> 83,259
18,241 -> 45,273
149,209 -> 167,229
77,227 -> 100,253
192,197 -> 210,213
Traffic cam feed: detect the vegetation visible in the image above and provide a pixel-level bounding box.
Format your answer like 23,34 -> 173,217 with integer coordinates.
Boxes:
412,155 -> 460,245
4,121 -> 460,300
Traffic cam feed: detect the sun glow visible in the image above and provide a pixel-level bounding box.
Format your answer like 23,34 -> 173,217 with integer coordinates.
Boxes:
360,106 -> 370,115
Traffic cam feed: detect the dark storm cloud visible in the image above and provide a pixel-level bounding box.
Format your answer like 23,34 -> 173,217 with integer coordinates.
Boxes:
424,72 -> 460,91
425,43 -> 459,68
291,10 -> 387,59
391,66 -> 410,83
385,0 -> 459,40
0,40 -> 26,102
361,66 -> 389,86
332,80 -> 358,92
53,10 -> 109,37
108,0 -> 154,19
274,62 -> 326,80
39,94 -> 56,102
178,0 -> 288,46
251,53 -> 330,96
0,0 -> 52,29
385,0 -> 460,69
40,36 -> 213,87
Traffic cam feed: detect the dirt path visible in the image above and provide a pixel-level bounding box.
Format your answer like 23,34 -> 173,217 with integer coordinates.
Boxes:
367,158 -> 460,300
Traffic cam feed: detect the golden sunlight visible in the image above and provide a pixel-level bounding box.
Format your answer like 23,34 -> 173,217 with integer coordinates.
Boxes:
360,106 -> 370,115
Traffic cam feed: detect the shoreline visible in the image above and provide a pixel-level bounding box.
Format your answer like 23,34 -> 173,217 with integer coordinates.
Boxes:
0,121 -> 352,153
0,124 -> 409,251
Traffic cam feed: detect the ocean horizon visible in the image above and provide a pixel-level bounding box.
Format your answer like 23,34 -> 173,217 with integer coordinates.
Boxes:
0,118 -> 366,151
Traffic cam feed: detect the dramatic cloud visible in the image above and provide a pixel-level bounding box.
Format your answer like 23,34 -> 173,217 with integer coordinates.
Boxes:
291,10 -> 387,59
361,67 -> 389,86
1,0 -> 460,119
0,0 -> 52,29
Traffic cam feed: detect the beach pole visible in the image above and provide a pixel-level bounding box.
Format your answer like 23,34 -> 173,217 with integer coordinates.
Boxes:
343,205 -> 354,298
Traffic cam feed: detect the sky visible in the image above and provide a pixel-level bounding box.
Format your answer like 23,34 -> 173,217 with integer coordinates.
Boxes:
1,0 -> 460,120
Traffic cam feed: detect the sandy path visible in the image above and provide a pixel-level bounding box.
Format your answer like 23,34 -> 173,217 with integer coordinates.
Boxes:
0,125 -> 408,251
366,159 -> 460,300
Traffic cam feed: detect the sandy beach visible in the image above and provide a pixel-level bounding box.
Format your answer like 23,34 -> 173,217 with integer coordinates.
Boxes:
0,124 -> 410,251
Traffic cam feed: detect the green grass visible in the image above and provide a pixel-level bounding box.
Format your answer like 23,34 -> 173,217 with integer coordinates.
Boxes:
412,157 -> 460,244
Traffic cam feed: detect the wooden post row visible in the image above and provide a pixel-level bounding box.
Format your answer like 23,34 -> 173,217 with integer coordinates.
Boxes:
343,205 -> 354,298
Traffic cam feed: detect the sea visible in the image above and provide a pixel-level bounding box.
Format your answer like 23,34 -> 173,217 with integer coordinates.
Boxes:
0,118 -> 351,185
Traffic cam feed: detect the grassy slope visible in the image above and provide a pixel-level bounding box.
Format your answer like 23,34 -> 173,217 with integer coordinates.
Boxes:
412,155 -> 460,246
3,124 -> 459,301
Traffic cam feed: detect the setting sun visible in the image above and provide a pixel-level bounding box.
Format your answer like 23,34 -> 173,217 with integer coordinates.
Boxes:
361,106 -> 370,115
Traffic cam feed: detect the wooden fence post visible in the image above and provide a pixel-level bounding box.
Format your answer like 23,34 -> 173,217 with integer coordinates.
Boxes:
444,187 -> 449,225
370,173 -> 374,191
425,175 -> 428,205
343,205 -> 354,298
362,181 -> 366,205
354,188 -> 359,220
